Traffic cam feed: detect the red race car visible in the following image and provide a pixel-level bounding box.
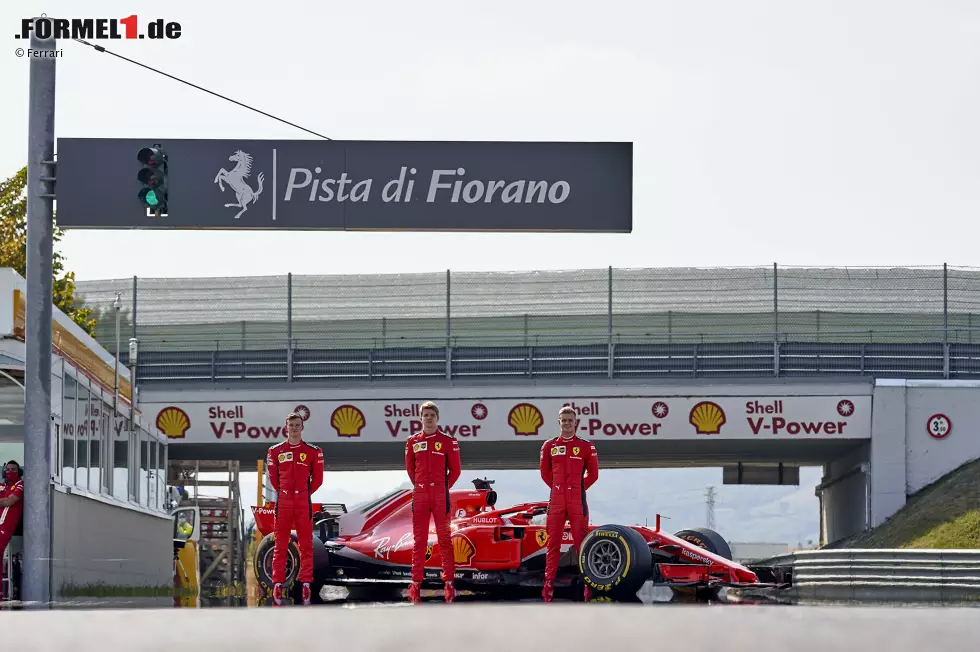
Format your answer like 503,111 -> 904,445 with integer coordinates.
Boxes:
251,478 -> 783,603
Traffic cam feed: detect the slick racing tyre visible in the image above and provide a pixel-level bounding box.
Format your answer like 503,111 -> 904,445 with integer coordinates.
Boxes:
673,527 -> 733,560
578,525 -> 652,599
253,532 -> 299,593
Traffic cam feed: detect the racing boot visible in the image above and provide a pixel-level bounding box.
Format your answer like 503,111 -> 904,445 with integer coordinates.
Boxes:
443,581 -> 455,603
272,583 -> 284,606
542,580 -> 554,603
302,582 -> 312,605
408,581 -> 422,604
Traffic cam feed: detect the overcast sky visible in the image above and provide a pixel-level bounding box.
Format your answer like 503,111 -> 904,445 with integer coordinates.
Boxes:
2,0 -> 978,282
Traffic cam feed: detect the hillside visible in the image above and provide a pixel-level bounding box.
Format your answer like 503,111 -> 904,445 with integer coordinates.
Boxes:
842,457 -> 980,549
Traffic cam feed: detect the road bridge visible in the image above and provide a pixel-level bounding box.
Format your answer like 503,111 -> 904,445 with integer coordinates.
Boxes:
71,264 -> 980,547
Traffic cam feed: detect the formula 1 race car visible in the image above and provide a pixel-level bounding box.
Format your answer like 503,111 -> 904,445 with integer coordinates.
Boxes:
251,478 -> 784,603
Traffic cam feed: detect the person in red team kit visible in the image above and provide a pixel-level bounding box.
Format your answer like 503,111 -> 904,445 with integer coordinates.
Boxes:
0,461 -> 24,564
539,405 -> 599,602
266,412 -> 324,605
405,401 -> 461,604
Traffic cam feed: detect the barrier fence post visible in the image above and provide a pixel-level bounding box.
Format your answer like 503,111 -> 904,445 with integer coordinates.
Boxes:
773,262 -> 780,376
445,269 -> 451,380
607,266 -> 613,378
23,16 -> 57,607
943,262 -> 949,378
287,272 -> 293,382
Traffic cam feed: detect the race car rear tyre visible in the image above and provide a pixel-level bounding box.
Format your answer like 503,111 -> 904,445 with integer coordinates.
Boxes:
578,524 -> 653,599
673,527 -> 733,560
253,532 -> 299,593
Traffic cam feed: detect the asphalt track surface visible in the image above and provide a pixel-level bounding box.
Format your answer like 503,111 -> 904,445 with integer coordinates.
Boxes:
10,603 -> 980,652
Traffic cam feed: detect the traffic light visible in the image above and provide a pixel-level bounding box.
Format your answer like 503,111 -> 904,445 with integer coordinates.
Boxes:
137,145 -> 168,215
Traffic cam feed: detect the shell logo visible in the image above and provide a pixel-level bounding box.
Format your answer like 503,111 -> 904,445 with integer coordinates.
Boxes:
156,406 -> 191,439
689,401 -> 726,435
508,403 -> 544,436
452,534 -> 476,565
331,405 -> 366,438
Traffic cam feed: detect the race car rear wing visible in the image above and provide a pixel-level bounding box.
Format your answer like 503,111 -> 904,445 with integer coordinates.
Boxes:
314,502 -> 348,517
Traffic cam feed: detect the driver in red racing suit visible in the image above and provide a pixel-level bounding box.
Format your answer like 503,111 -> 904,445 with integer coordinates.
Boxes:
405,401 -> 461,604
267,411 -> 324,605
539,405 -> 599,602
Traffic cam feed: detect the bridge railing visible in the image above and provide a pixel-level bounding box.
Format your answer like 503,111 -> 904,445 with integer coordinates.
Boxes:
118,327 -> 980,384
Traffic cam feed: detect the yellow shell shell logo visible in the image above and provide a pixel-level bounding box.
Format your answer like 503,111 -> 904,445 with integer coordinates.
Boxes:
156,407 -> 191,439
452,534 -> 476,565
331,404 -> 366,437
535,530 -> 548,547
508,403 -> 543,436
689,401 -> 726,435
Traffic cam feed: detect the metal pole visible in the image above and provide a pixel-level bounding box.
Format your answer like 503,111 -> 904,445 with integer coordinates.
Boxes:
113,293 -> 121,418
943,263 -> 948,344
286,272 -> 292,382
773,262 -> 779,338
607,266 -> 613,378
131,275 -> 138,340
23,16 -> 57,607
445,269 -> 451,380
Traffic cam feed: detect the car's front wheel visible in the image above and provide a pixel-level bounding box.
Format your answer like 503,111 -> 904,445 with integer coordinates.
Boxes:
578,525 -> 653,599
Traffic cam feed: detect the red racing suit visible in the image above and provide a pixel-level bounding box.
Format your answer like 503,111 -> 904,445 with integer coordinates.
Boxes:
405,430 -> 461,584
266,439 -> 324,584
0,478 -> 24,561
539,435 -> 599,583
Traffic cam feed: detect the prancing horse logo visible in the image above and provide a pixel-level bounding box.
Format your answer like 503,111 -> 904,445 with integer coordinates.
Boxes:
214,150 -> 265,220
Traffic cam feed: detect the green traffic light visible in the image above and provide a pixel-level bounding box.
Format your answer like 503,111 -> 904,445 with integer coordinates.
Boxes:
145,189 -> 159,206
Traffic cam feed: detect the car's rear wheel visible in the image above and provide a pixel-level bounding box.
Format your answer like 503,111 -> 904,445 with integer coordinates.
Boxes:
253,532 -> 299,593
578,525 -> 652,599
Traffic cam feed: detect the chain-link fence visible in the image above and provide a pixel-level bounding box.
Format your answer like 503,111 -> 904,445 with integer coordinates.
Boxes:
73,264 -> 980,355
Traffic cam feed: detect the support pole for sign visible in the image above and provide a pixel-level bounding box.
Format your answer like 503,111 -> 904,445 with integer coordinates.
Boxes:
24,18 -> 57,607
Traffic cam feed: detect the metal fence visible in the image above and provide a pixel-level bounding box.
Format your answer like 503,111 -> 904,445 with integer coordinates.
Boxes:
754,549 -> 980,603
72,264 -> 980,384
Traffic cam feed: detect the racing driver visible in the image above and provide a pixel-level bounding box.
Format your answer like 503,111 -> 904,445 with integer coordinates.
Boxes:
539,405 -> 599,602
405,401 -> 461,604
266,411 -> 324,605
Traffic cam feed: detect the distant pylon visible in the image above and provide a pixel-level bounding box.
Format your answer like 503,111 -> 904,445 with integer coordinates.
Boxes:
705,486 -> 716,530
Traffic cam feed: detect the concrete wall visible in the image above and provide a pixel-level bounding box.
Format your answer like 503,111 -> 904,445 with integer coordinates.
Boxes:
870,382 -> 908,527
819,443 -> 870,544
863,380 -> 980,534
51,487 -> 172,595
903,381 -> 980,494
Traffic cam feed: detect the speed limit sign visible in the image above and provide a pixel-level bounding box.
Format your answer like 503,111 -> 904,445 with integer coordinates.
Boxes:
926,414 -> 952,440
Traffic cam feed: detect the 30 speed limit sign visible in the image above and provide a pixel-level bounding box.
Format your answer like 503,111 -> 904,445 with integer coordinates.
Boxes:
926,413 -> 952,439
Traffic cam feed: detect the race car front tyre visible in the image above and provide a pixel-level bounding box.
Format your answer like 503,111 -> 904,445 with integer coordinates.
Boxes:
578,525 -> 653,599
253,532 -> 300,594
672,527 -> 733,560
